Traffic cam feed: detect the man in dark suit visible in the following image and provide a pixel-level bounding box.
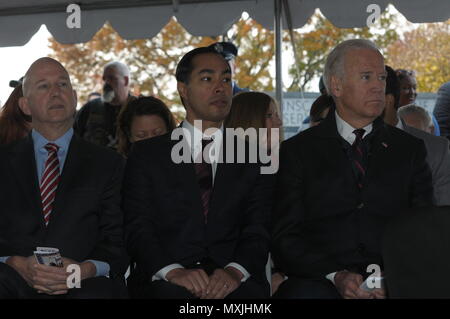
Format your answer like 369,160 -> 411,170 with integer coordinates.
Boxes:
123,46 -> 273,299
0,57 -> 128,298
271,39 -> 433,299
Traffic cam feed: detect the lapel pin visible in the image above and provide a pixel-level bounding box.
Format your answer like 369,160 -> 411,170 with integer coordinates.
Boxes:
382,142 -> 388,148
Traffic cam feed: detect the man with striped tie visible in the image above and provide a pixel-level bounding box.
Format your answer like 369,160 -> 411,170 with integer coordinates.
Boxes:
271,39 -> 433,299
0,57 -> 128,298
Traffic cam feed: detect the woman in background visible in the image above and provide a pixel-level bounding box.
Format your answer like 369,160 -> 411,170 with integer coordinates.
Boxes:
225,91 -> 282,152
0,84 -> 31,145
396,69 -> 440,135
225,91 -> 283,295
117,96 -> 177,158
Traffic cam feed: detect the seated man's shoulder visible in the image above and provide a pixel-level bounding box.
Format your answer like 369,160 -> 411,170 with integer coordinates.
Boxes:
132,131 -> 174,152
386,125 -> 426,147
404,125 -> 449,149
281,125 -> 322,149
76,136 -> 123,163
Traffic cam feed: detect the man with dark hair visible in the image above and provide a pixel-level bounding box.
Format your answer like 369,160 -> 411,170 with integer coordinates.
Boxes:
272,39 -> 433,299
384,65 -> 450,206
123,46 -> 273,299
0,58 -> 128,298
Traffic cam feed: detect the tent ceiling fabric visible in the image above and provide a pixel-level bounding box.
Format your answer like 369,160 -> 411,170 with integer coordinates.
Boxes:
0,0 -> 448,46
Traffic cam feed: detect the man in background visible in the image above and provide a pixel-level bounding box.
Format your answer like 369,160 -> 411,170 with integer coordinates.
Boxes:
74,61 -> 135,150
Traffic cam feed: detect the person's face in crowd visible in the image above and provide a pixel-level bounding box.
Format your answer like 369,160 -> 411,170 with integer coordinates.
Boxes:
129,114 -> 168,143
398,75 -> 417,107
402,113 -> 431,133
102,66 -> 129,104
265,101 -> 282,149
332,48 -> 386,127
265,101 -> 282,131
19,59 -> 77,129
310,108 -> 330,127
178,53 -> 232,127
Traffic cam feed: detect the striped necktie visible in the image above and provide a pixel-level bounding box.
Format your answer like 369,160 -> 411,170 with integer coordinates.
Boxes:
40,143 -> 60,226
194,139 -> 213,223
352,129 -> 366,189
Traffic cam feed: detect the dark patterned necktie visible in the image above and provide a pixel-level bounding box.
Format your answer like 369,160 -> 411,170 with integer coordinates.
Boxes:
40,143 -> 60,226
194,139 -> 213,223
352,129 -> 366,189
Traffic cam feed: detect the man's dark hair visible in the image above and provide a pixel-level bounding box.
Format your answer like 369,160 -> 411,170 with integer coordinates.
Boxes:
385,65 -> 400,110
175,46 -> 224,84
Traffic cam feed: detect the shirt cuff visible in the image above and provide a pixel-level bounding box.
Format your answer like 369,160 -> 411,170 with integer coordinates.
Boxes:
325,272 -> 337,285
85,260 -> 110,277
152,264 -> 184,282
0,256 -> 9,263
225,262 -> 250,282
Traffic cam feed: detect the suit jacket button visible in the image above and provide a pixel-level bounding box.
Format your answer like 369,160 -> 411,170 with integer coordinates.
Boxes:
357,203 -> 364,209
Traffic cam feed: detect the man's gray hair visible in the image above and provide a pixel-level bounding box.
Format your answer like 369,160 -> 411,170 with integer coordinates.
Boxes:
323,39 -> 381,95
398,104 -> 432,127
104,61 -> 130,78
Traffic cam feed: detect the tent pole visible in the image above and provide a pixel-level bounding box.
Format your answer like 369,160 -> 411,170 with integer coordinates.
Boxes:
274,0 -> 283,115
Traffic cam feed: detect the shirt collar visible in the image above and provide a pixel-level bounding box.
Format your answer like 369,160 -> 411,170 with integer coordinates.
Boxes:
32,128 -> 74,154
335,110 -> 373,144
182,120 -> 223,162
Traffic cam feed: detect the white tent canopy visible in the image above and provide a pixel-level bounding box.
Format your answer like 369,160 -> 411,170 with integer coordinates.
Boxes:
0,0 -> 448,47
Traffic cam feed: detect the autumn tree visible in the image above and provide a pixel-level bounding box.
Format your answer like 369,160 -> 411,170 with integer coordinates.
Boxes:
386,21 -> 450,93
49,19 -> 217,119
49,15 -> 275,116
286,10 -> 399,92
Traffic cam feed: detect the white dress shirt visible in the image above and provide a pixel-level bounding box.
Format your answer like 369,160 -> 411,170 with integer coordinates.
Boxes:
152,120 -> 250,282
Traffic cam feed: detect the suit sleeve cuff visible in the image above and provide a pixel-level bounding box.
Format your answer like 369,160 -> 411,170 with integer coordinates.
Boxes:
326,272 -> 337,285
225,262 -> 250,282
85,260 -> 110,278
152,264 -> 184,282
0,256 -> 9,263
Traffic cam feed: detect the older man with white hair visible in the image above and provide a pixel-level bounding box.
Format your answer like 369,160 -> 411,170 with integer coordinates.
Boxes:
271,39 -> 433,299
74,61 -> 135,149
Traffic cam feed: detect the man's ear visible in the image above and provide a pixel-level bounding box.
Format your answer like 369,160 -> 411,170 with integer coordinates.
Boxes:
330,76 -> 343,98
124,76 -> 129,87
72,89 -> 78,106
385,94 -> 395,110
177,81 -> 188,102
18,97 -> 31,117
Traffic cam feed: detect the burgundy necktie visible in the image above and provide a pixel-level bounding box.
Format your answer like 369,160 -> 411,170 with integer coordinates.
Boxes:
351,129 -> 366,189
40,143 -> 60,226
194,139 -> 213,223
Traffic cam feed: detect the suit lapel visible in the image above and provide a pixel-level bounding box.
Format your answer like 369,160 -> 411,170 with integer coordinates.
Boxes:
170,135 -> 205,223
365,124 -> 392,182
8,135 -> 45,227
46,135 -> 92,230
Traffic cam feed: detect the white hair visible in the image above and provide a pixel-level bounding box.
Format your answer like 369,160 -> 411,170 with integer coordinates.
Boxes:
323,39 -> 381,95
398,104 -> 431,127
104,61 -> 130,78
